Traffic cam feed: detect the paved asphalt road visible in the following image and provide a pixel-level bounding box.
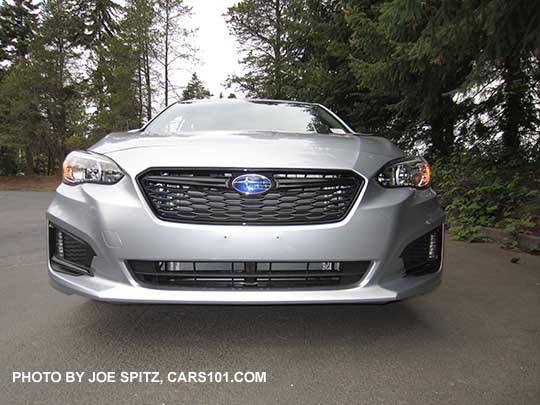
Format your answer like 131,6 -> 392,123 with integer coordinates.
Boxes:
1,191 -> 539,404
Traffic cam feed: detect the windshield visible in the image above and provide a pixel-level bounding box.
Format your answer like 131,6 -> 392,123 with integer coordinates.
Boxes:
145,100 -> 351,134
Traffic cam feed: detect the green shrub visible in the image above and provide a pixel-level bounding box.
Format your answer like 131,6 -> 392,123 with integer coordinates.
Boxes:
431,150 -> 540,242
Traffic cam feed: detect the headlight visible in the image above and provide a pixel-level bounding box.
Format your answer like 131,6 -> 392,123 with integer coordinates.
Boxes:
62,151 -> 124,185
376,157 -> 431,188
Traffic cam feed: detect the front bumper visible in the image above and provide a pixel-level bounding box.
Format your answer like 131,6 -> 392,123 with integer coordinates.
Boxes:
46,176 -> 444,304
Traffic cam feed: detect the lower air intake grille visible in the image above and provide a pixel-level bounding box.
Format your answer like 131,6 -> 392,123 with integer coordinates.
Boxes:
127,260 -> 371,289
49,224 -> 95,276
137,168 -> 363,225
401,226 -> 443,276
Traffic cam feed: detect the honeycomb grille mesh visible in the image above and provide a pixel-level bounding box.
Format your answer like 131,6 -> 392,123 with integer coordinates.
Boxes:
138,169 -> 363,225
62,233 -> 94,268
401,226 -> 443,276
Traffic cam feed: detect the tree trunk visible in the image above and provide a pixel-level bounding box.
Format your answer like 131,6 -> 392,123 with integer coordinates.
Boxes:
273,0 -> 283,99
138,63 -> 143,124
47,151 -> 52,176
58,139 -> 65,175
137,35 -> 144,126
430,95 -> 455,159
144,42 -> 152,120
25,146 -> 34,175
501,57 -> 524,151
164,1 -> 170,107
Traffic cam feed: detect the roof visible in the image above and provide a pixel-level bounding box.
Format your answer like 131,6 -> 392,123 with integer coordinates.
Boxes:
176,98 -> 318,106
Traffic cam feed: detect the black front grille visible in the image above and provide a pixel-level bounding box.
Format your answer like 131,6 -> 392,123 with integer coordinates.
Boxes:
49,224 -> 95,276
401,226 -> 443,276
137,168 -> 363,225
127,260 -> 371,289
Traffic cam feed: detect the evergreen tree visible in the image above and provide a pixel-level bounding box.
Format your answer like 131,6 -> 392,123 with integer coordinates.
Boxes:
225,0 -> 305,99
124,0 -> 160,121
81,0 -> 123,138
288,0 -> 376,130
182,73 -> 211,100
0,61 -> 47,174
347,0 -> 477,156
461,0 -> 539,152
32,0 -> 87,170
156,0 -> 194,107
477,0 -> 540,151
224,0 -> 389,131
0,0 -> 85,174
0,0 -> 39,64
83,0 -> 121,44
0,0 -> 40,173
89,34 -> 141,136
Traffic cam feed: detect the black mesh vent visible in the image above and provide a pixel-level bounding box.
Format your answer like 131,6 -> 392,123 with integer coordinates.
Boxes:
49,225 -> 95,275
127,260 -> 371,289
137,168 -> 363,225
62,233 -> 94,268
401,226 -> 443,276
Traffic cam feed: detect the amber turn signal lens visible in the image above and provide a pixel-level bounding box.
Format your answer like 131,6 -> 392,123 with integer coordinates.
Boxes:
418,162 -> 431,187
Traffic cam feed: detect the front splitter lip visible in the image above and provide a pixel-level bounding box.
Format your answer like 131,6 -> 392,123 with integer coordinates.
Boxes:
48,262 -> 441,304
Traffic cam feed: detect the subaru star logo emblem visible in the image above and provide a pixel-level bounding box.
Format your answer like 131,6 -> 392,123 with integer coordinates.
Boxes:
231,174 -> 272,195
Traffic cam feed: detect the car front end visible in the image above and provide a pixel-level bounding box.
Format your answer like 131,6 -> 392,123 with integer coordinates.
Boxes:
46,100 -> 444,304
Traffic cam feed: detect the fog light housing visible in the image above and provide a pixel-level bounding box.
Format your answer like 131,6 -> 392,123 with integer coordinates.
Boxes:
401,226 -> 443,276
49,224 -> 95,276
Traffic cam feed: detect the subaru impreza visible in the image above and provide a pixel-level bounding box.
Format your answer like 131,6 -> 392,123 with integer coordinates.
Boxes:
46,99 -> 444,303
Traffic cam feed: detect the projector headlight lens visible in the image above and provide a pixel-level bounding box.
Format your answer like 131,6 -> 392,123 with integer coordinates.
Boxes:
376,157 -> 431,188
62,151 -> 124,185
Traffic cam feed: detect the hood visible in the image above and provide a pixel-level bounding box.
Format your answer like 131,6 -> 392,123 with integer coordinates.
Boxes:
89,130 -> 404,178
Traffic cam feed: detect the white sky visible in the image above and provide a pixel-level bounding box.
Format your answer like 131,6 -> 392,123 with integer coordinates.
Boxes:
173,0 -> 242,100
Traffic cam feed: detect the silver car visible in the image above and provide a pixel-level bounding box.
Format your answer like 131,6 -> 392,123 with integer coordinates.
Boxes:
46,99 -> 444,304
